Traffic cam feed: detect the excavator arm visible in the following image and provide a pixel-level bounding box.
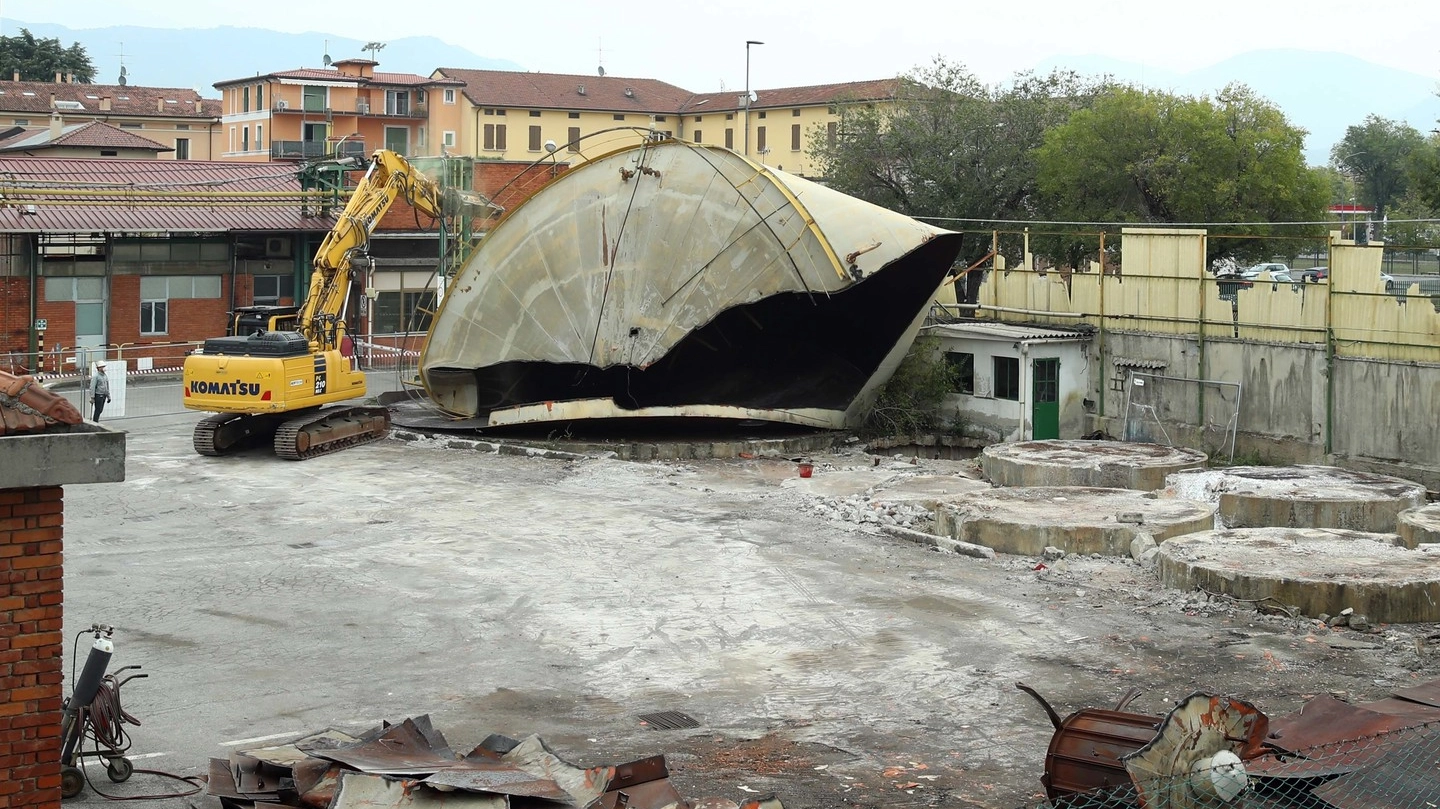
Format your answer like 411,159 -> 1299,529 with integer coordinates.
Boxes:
299,149 -> 446,352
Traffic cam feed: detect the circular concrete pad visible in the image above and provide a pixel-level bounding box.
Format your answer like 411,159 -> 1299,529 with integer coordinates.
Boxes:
1166,465 -> 1425,533
935,486 -> 1216,557
1398,503 -> 1440,550
981,440 -> 1206,491
1157,528 -> 1440,623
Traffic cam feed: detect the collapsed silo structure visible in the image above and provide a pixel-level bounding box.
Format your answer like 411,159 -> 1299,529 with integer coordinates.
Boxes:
421,140 -> 963,430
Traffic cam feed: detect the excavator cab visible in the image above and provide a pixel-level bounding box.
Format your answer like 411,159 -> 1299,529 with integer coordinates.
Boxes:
228,305 -> 300,337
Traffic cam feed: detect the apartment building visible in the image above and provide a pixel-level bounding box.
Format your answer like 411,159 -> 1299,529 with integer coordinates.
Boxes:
0,75 -> 221,159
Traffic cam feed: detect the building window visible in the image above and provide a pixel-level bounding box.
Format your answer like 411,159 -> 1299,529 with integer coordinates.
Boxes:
119,122 -> 143,129
443,88 -> 456,104
613,114 -> 625,121
758,111 -> 766,119
175,137 -> 190,159
302,85 -> 326,112
176,123 -> 189,130
528,125 -> 542,151
994,356 -> 1020,401
827,121 -> 837,147
529,110 -> 541,117
791,123 -> 800,150
567,126 -> 580,152
945,352 -> 975,394
568,111 -> 579,119
655,115 -> 666,122
694,115 -> 702,122
13,118 -> 28,126
386,90 -> 410,116
756,126 -> 766,152
484,108 -> 494,116
242,86 -> 249,112
792,108 -> 801,117
725,113 -> 734,120
242,126 -> 249,152
252,274 -> 295,306
483,123 -> 506,150
373,289 -> 436,333
442,130 -> 456,147
255,124 -> 262,150
255,84 -> 263,108
725,128 -> 733,149
138,275 -> 222,335
100,150 -> 118,156
693,130 -> 702,143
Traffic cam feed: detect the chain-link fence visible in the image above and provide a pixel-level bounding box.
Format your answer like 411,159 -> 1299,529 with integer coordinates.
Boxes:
1012,718 -> 1439,809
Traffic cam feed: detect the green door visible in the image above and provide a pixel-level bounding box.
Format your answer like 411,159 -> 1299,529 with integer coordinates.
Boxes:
1032,358 -> 1060,439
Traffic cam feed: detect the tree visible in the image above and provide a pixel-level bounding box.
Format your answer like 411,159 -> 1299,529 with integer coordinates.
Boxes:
808,57 -> 1103,265
1408,134 -> 1440,215
0,28 -> 95,83
1034,83 -> 1328,263
1331,115 -> 1425,221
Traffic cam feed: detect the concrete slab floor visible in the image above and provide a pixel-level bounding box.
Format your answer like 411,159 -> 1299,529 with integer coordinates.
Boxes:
60,414 -> 1440,809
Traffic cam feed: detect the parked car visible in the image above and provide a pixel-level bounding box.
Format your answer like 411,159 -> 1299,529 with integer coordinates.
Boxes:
1240,262 -> 1290,280
1381,271 -> 1395,290
1269,270 -> 1295,283
1301,267 -> 1328,282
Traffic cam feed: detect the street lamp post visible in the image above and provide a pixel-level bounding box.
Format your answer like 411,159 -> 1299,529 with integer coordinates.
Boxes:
744,40 -> 763,157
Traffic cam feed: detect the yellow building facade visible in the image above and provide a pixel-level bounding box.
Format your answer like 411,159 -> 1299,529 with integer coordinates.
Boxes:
0,77 -> 223,160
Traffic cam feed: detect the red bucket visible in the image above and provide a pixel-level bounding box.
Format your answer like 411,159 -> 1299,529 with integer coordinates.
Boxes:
798,462 -> 814,478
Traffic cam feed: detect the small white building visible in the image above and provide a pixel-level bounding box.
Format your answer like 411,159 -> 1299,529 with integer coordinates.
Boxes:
922,321 -> 1093,442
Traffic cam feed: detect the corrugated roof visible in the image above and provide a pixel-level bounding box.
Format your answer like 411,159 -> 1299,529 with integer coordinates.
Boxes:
686,78 -> 904,113
0,157 -> 336,233
925,322 -> 1092,342
0,120 -> 171,152
0,80 -> 218,118
435,68 -> 696,114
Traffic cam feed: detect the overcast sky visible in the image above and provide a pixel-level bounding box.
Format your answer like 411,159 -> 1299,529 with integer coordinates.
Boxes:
4,0 -> 1438,91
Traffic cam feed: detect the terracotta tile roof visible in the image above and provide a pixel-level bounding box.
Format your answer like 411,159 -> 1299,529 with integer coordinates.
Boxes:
0,157 -> 337,233
0,120 -> 171,153
435,68 -> 696,113
0,80 -> 219,118
215,67 -> 462,89
0,370 -> 82,434
686,78 -> 904,113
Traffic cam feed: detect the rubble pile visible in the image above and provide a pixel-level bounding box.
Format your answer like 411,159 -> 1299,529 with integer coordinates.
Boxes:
208,715 -> 782,809
799,492 -> 932,531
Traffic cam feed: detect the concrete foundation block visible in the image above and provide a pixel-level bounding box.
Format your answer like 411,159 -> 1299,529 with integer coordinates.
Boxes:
1157,527 -> 1440,623
981,440 -> 1206,491
936,486 -> 1214,557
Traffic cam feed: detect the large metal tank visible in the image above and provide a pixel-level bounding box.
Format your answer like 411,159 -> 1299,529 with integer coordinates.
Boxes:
421,140 -> 963,429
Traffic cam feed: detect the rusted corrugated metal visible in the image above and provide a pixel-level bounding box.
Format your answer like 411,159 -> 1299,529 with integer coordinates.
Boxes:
0,156 -> 336,233
210,714 -> 782,809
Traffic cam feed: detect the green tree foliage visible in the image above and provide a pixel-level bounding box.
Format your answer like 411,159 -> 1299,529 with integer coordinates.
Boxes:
1034,84 -> 1328,263
862,336 -> 958,438
808,58 -> 1102,264
1407,134 -> 1440,215
1332,115 -> 1426,220
0,28 -> 95,83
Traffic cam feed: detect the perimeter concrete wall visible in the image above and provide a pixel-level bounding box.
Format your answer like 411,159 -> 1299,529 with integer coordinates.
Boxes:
1087,330 -> 1440,489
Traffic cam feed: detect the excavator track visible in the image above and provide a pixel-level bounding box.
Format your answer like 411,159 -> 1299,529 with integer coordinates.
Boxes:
193,412 -> 279,456
273,405 -> 391,461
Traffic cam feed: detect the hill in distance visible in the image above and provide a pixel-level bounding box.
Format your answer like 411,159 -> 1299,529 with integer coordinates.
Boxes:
0,19 -> 521,92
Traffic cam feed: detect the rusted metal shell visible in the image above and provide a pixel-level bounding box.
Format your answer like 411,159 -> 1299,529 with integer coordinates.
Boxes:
421,140 -> 962,430
1041,708 -> 1161,802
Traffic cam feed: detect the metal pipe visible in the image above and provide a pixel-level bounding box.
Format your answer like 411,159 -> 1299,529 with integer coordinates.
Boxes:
743,40 -> 763,157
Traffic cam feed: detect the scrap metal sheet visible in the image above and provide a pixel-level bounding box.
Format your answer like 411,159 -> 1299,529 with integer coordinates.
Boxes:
303,717 -> 457,776
421,759 -> 569,800
330,772 -> 508,809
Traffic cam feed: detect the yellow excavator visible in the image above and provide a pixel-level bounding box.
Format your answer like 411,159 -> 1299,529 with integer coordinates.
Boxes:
183,150 -> 446,460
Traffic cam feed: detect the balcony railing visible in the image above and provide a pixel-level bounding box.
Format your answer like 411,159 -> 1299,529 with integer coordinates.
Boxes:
270,140 -> 366,160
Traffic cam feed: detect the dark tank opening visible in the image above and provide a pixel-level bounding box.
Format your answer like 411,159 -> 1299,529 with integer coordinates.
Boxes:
435,233 -> 962,416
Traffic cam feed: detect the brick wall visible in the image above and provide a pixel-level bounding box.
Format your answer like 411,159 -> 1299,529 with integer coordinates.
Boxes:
0,486 -> 64,808
107,275 -> 232,348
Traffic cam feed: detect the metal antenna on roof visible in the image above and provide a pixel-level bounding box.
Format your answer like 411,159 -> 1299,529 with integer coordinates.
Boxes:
597,38 -> 605,77
117,43 -> 128,86
323,40 -> 332,67
362,41 -> 386,63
